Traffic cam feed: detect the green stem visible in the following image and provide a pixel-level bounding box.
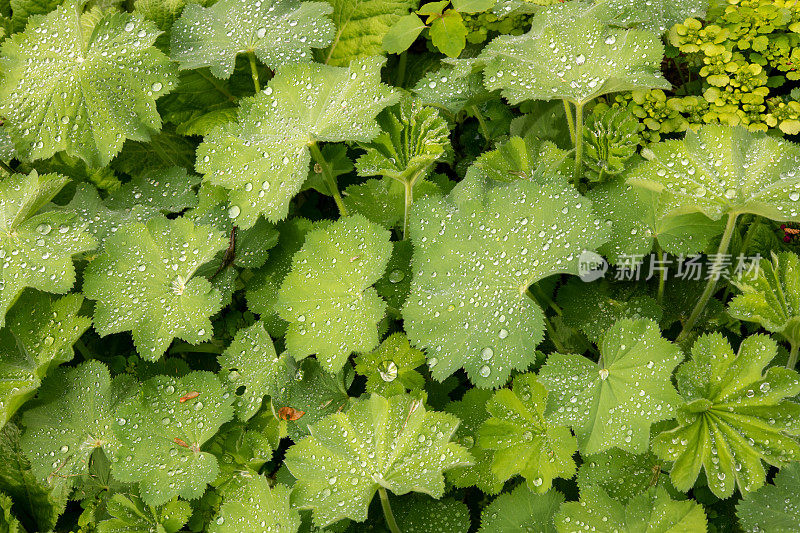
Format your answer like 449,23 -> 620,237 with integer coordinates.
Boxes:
788,341 -> 798,370
247,51 -> 261,93
655,245 -> 666,306
471,105 -> 491,147
379,487 -> 402,533
563,99 -> 575,144
74,339 -> 92,361
402,181 -> 413,240
0,160 -> 13,174
676,213 -> 739,344
395,51 -> 408,87
531,284 -> 563,316
573,102 -> 585,182
309,142 -> 348,217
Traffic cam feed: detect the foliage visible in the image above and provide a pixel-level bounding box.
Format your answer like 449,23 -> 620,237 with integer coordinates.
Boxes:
2,0 -> 800,530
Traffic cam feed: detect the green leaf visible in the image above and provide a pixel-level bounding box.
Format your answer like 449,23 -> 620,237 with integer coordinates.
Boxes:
112,371 -> 235,506
479,484 -> 563,533
246,217 -> 321,335
196,57 -> 400,227
204,409 -> 281,482
277,214 -> 392,373
403,178 -> 608,388
444,388 -> 503,494
587,176 -> 723,265
452,0 -> 496,12
412,58 -> 490,116
628,125 -> 800,222
0,422 -> 68,532
271,356 -> 352,440
50,184 -> 158,253
374,239 -> 414,313
342,177 -> 441,231
21,361 -> 136,496
479,3 -> 669,105
83,216 -> 227,360
356,99 -> 450,186
577,449 -> 670,504
557,279 -> 663,343
319,0 -> 418,66
728,252 -> 800,347
9,0 -> 60,32
538,318 -> 683,454
0,171 -> 96,326
429,10 -> 467,58
382,13 -> 426,54
0,492 -> 20,533
555,486 -> 708,532
284,393 -> 472,527
354,333 -> 426,396
0,0 -> 177,166
464,132 -> 571,187
186,183 -> 279,270
134,0 -> 205,32
737,462 -> 800,533
112,128 -> 197,176
105,166 -> 200,213
98,494 -> 191,533
392,495 -> 471,533
0,291 -> 90,430
478,373 -> 577,492
593,0 -> 707,34
170,0 -> 335,78
209,476 -> 299,533
652,333 -> 800,498
218,320 -> 289,421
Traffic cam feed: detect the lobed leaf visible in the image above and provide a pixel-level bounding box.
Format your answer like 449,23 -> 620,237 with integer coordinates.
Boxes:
652,333 -> 800,498
21,361 -> 136,496
277,214 -> 392,373
0,0 -> 177,166
83,216 -> 228,360
538,319 -> 683,454
403,177 -> 607,388
478,373 -> 577,492
171,0 -> 334,78
628,125 -> 800,222
479,2 -> 669,105
112,371 -> 235,506
0,171 -> 96,326
284,393 -> 472,527
196,57 -> 400,227
0,291 -> 90,430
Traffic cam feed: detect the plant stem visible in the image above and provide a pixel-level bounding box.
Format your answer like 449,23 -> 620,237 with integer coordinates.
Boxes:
573,102 -> 585,182
563,99 -> 575,143
471,105 -> 491,147
395,51 -> 408,87
248,51 -> 261,93
402,180 -> 413,240
676,213 -> 739,344
0,160 -> 13,174
309,142 -> 348,217
530,284 -> 562,316
788,341 -> 798,369
379,487 -> 402,533
655,245 -> 666,306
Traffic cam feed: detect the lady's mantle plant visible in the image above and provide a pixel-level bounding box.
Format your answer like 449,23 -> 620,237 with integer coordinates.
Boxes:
2,1 -> 800,532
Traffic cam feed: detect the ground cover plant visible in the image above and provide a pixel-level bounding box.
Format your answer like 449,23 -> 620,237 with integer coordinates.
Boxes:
4,0 -> 800,531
